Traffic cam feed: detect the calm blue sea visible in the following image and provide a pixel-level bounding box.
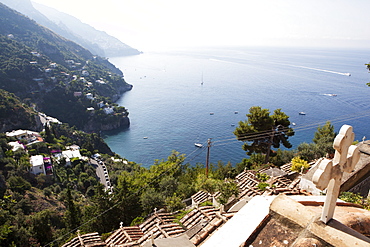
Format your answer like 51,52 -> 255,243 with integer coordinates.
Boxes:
104,46 -> 370,168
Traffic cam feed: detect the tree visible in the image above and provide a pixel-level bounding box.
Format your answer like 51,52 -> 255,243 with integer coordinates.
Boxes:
313,121 -> 335,158
217,179 -> 239,205
140,188 -> 165,215
64,187 -> 81,231
296,142 -> 321,161
234,106 -> 294,163
44,124 -> 55,143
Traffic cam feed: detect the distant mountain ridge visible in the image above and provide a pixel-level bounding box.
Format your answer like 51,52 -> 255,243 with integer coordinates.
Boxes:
0,0 -> 140,57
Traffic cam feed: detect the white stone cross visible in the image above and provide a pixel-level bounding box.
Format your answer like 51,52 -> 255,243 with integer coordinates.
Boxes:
312,125 -> 360,224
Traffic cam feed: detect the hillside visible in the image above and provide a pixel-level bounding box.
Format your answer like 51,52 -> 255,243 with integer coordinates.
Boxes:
0,89 -> 42,132
0,2 -> 132,131
0,0 -> 140,57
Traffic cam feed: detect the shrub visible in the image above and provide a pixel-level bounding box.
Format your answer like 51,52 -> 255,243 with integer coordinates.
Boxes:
290,156 -> 310,173
257,182 -> 269,191
8,176 -> 31,193
256,173 -> 270,182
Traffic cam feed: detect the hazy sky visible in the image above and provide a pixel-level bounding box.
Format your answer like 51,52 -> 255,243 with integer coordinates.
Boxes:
31,0 -> 370,51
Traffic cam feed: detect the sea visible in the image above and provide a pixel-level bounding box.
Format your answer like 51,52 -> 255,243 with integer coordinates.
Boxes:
103,46 -> 370,168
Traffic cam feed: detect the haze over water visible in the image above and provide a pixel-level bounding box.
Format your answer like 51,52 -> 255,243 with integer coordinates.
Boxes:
104,46 -> 370,168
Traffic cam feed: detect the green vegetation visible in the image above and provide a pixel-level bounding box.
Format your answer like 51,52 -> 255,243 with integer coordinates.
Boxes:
0,89 -> 39,132
0,123 -> 243,246
257,182 -> 269,191
234,119 -> 336,172
256,172 -> 270,182
234,106 -> 294,164
290,156 -> 310,173
340,192 -> 370,210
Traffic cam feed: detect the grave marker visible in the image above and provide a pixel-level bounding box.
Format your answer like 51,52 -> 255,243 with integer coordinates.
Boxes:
312,125 -> 360,223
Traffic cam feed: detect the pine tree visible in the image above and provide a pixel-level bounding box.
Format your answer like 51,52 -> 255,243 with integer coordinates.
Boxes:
234,106 -> 294,163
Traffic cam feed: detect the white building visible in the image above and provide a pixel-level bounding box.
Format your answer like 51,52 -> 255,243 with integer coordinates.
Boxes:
62,149 -> 82,166
97,101 -> 105,108
104,107 -> 114,115
8,141 -> 24,152
85,93 -> 94,100
30,155 -> 46,175
6,130 -> 42,145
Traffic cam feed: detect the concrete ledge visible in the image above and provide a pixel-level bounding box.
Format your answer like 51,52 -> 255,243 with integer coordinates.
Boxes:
270,194 -> 316,228
309,219 -> 370,247
270,195 -> 370,247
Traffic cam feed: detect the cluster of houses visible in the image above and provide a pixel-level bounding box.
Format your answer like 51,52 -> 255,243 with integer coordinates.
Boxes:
26,47 -> 119,116
5,129 -> 84,176
76,92 -> 116,115
28,48 -> 96,92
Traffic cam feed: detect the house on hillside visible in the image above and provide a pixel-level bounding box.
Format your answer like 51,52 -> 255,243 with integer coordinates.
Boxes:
74,92 -> 82,97
31,51 -> 41,57
87,107 -> 95,114
62,146 -> 82,166
103,106 -> 114,115
30,155 -> 45,175
85,93 -> 94,100
29,155 -> 53,176
97,101 -> 105,108
6,130 -> 43,145
8,141 -> 25,152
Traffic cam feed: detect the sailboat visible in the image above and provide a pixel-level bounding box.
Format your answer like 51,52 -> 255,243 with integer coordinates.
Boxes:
201,72 -> 204,85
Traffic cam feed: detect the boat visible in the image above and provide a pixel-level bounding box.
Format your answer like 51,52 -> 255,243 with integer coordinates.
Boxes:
323,93 -> 337,97
234,111 -> 238,114
194,143 -> 203,148
143,137 -> 148,139
344,73 -> 351,76
299,112 -> 306,115
210,112 -> 214,115
292,122 -> 296,126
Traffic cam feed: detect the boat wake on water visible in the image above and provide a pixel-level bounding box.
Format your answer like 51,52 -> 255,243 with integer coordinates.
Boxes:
290,65 -> 351,76
210,57 -> 351,76
291,65 -> 351,76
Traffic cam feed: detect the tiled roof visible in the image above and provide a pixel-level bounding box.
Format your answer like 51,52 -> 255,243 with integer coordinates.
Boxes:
105,212 -> 186,246
191,190 -> 211,205
180,205 -> 233,246
137,212 -> 185,245
62,232 -> 106,247
235,167 -> 307,200
105,226 -> 143,247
